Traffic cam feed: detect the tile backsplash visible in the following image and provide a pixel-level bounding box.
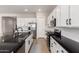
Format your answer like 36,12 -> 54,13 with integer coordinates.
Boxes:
60,27 -> 79,42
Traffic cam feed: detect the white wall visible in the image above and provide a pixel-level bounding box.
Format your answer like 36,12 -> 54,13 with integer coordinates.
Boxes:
0,17 -> 2,38
17,18 -> 36,27
36,12 -> 46,39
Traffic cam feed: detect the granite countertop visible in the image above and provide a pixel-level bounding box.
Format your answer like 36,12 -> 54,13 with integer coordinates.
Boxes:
0,43 -> 18,53
51,35 -> 79,53
0,32 -> 31,53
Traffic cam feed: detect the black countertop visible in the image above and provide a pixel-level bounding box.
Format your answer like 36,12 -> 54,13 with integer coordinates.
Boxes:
0,43 -> 18,53
0,32 -> 31,53
51,35 -> 79,53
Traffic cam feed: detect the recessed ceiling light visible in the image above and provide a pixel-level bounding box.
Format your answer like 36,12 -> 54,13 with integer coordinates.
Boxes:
38,9 -> 41,12
24,9 -> 28,12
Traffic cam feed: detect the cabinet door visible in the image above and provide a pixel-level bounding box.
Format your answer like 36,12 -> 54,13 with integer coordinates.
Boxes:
50,37 -> 68,53
53,8 -> 56,18
28,35 -> 32,47
50,37 -> 55,53
25,39 -> 31,53
25,39 -> 29,53
60,5 -> 70,27
70,5 -> 79,27
50,37 -> 58,53
57,44 -> 68,53
25,34 -> 33,53
56,6 -> 61,27
30,34 -> 33,45
52,39 -> 61,53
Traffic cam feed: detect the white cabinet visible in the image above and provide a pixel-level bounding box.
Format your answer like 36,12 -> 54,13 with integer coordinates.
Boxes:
25,38 -> 29,53
25,33 -> 33,53
50,37 -> 59,53
50,37 -> 61,53
56,5 -> 79,27
60,5 -> 79,27
50,37 -> 68,53
52,8 -> 56,18
50,37 -> 57,53
56,6 -> 61,27
48,5 -> 79,27
47,8 -> 56,27
60,5 -> 70,27
70,6 -> 79,27
58,45 -> 68,53
25,36 -> 30,53
47,5 -> 70,27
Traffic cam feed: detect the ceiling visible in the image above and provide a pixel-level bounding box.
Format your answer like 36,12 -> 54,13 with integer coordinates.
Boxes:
0,5 -> 56,16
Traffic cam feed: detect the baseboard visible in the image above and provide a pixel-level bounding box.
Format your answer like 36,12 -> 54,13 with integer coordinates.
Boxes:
37,37 -> 46,40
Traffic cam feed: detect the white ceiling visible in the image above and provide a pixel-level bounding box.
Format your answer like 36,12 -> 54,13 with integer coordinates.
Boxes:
0,5 -> 56,16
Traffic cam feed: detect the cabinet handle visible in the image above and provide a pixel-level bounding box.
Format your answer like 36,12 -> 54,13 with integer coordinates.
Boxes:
54,18 -> 56,27
51,43 -> 53,47
66,19 -> 68,25
61,50 -> 64,53
69,18 -> 71,25
28,40 -> 30,45
56,50 -> 59,53
54,42 -> 56,45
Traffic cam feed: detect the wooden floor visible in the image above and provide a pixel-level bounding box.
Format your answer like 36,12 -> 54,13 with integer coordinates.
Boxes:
29,39 -> 49,53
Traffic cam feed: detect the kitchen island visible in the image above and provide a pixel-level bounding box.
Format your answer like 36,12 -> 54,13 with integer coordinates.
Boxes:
0,32 -> 33,53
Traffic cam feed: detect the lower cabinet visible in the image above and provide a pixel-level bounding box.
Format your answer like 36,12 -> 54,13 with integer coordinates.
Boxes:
58,46 -> 68,53
16,42 -> 25,53
25,34 -> 33,53
50,37 -> 68,53
50,37 -> 57,53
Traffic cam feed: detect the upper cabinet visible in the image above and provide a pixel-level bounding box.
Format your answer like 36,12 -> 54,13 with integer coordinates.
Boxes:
60,5 -> 70,27
59,5 -> 79,27
52,8 -> 56,18
56,6 -> 61,27
70,6 -> 79,27
47,8 -> 56,27
60,5 -> 79,27
48,5 -> 79,28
